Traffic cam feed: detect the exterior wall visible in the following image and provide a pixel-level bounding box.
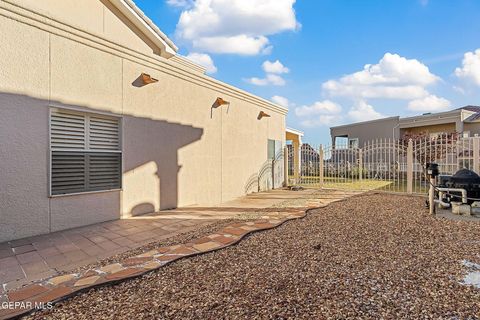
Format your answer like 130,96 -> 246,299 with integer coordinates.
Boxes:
330,117 -> 400,147
400,123 -> 456,137
463,123 -> 480,137
331,111 -> 473,146
0,1 -> 287,242
10,0 -> 158,56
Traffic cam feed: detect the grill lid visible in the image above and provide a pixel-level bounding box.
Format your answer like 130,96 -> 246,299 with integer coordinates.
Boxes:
446,169 -> 480,186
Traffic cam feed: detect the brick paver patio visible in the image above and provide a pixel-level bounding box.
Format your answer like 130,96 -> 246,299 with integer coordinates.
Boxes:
0,189 -> 360,319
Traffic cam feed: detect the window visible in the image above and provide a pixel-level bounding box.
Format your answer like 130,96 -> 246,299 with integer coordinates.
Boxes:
50,108 -> 122,195
334,136 -> 348,149
348,138 -> 359,149
268,139 -> 282,160
268,139 -> 276,160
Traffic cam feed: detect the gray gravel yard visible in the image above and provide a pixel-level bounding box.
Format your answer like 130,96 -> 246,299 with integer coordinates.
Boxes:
26,193 -> 480,319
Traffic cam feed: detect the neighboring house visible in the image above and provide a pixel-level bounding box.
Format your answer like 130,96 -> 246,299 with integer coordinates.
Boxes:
330,106 -> 480,148
0,0 -> 287,242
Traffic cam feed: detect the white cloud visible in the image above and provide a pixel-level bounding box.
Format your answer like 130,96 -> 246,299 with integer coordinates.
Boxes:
185,52 -> 217,74
455,49 -> 480,86
295,100 -> 344,127
323,81 -> 429,100
295,100 -> 341,117
263,60 -> 289,74
167,0 -> 193,8
322,53 -> 440,100
247,74 -> 286,86
407,94 -> 451,112
300,115 -> 342,128
174,0 -> 299,55
347,100 -> 384,122
294,99 -> 384,127
271,95 -> 290,108
247,60 -> 290,86
453,85 -> 466,95
192,35 -> 270,55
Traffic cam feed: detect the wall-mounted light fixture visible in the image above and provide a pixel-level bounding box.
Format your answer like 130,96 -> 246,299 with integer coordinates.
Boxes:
257,111 -> 271,120
141,73 -> 158,85
212,97 -> 230,108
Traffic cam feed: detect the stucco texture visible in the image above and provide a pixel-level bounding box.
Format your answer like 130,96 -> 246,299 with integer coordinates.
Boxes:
0,0 -> 287,242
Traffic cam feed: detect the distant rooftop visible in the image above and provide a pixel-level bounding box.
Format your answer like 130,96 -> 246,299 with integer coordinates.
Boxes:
331,105 -> 480,129
457,105 -> 480,113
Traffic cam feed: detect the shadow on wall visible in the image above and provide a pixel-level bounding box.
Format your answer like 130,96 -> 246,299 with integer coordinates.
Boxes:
0,92 -> 204,231
122,114 -> 203,215
258,160 -> 273,191
244,148 -> 285,194
244,173 -> 259,194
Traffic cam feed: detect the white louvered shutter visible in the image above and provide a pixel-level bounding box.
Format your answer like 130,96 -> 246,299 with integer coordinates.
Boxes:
51,111 -> 86,150
89,116 -> 120,151
87,153 -> 122,191
51,152 -> 86,195
50,109 -> 121,195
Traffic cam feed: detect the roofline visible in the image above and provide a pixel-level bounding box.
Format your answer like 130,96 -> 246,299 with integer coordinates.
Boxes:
330,116 -> 400,130
286,127 -> 304,137
399,109 -> 462,122
109,0 -> 178,58
1,0 -> 288,117
170,55 -> 207,74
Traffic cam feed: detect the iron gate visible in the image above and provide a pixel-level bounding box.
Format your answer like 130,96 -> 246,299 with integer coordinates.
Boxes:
287,135 -> 480,194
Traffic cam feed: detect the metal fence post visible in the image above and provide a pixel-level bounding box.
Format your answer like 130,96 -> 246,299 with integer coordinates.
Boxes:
271,158 -> 275,190
293,142 -> 300,184
283,146 -> 288,187
358,148 -> 363,182
319,145 -> 324,187
473,137 -> 479,174
407,139 -> 413,194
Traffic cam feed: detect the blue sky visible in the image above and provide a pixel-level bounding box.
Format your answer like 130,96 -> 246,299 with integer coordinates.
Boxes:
134,0 -> 480,144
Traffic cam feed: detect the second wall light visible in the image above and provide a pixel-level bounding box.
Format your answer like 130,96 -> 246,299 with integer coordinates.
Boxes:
258,111 -> 271,120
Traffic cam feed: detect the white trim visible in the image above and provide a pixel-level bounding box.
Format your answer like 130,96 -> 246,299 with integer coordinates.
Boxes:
108,0 -> 177,58
48,109 -> 52,197
348,138 -> 359,149
49,188 -> 122,198
50,105 -> 123,118
170,55 -> 207,74
286,127 -> 304,137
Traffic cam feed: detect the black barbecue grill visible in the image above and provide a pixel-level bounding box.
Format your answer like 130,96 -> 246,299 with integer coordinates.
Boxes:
438,168 -> 480,204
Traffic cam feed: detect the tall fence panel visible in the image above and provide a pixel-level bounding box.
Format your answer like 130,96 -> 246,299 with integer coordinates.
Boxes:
287,134 -> 480,194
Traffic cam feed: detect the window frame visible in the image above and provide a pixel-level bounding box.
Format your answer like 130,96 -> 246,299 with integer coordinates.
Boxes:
48,106 -> 123,197
348,138 -> 359,149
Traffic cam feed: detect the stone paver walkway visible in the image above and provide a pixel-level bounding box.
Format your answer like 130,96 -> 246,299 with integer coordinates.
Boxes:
1,189 -> 319,293
0,189 -> 360,319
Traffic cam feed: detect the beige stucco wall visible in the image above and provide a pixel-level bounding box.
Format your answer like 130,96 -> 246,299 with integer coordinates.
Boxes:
0,1 -> 287,242
10,0 -> 158,56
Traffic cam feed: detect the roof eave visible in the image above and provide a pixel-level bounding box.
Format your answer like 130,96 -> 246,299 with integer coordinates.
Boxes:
109,0 -> 178,58
286,127 -> 304,137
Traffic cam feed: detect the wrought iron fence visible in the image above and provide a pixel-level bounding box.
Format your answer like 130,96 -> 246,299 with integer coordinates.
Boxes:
245,149 -> 285,194
287,134 -> 480,194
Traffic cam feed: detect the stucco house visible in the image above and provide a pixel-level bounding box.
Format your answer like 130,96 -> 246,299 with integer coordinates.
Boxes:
330,106 -> 480,148
0,0 -> 288,242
